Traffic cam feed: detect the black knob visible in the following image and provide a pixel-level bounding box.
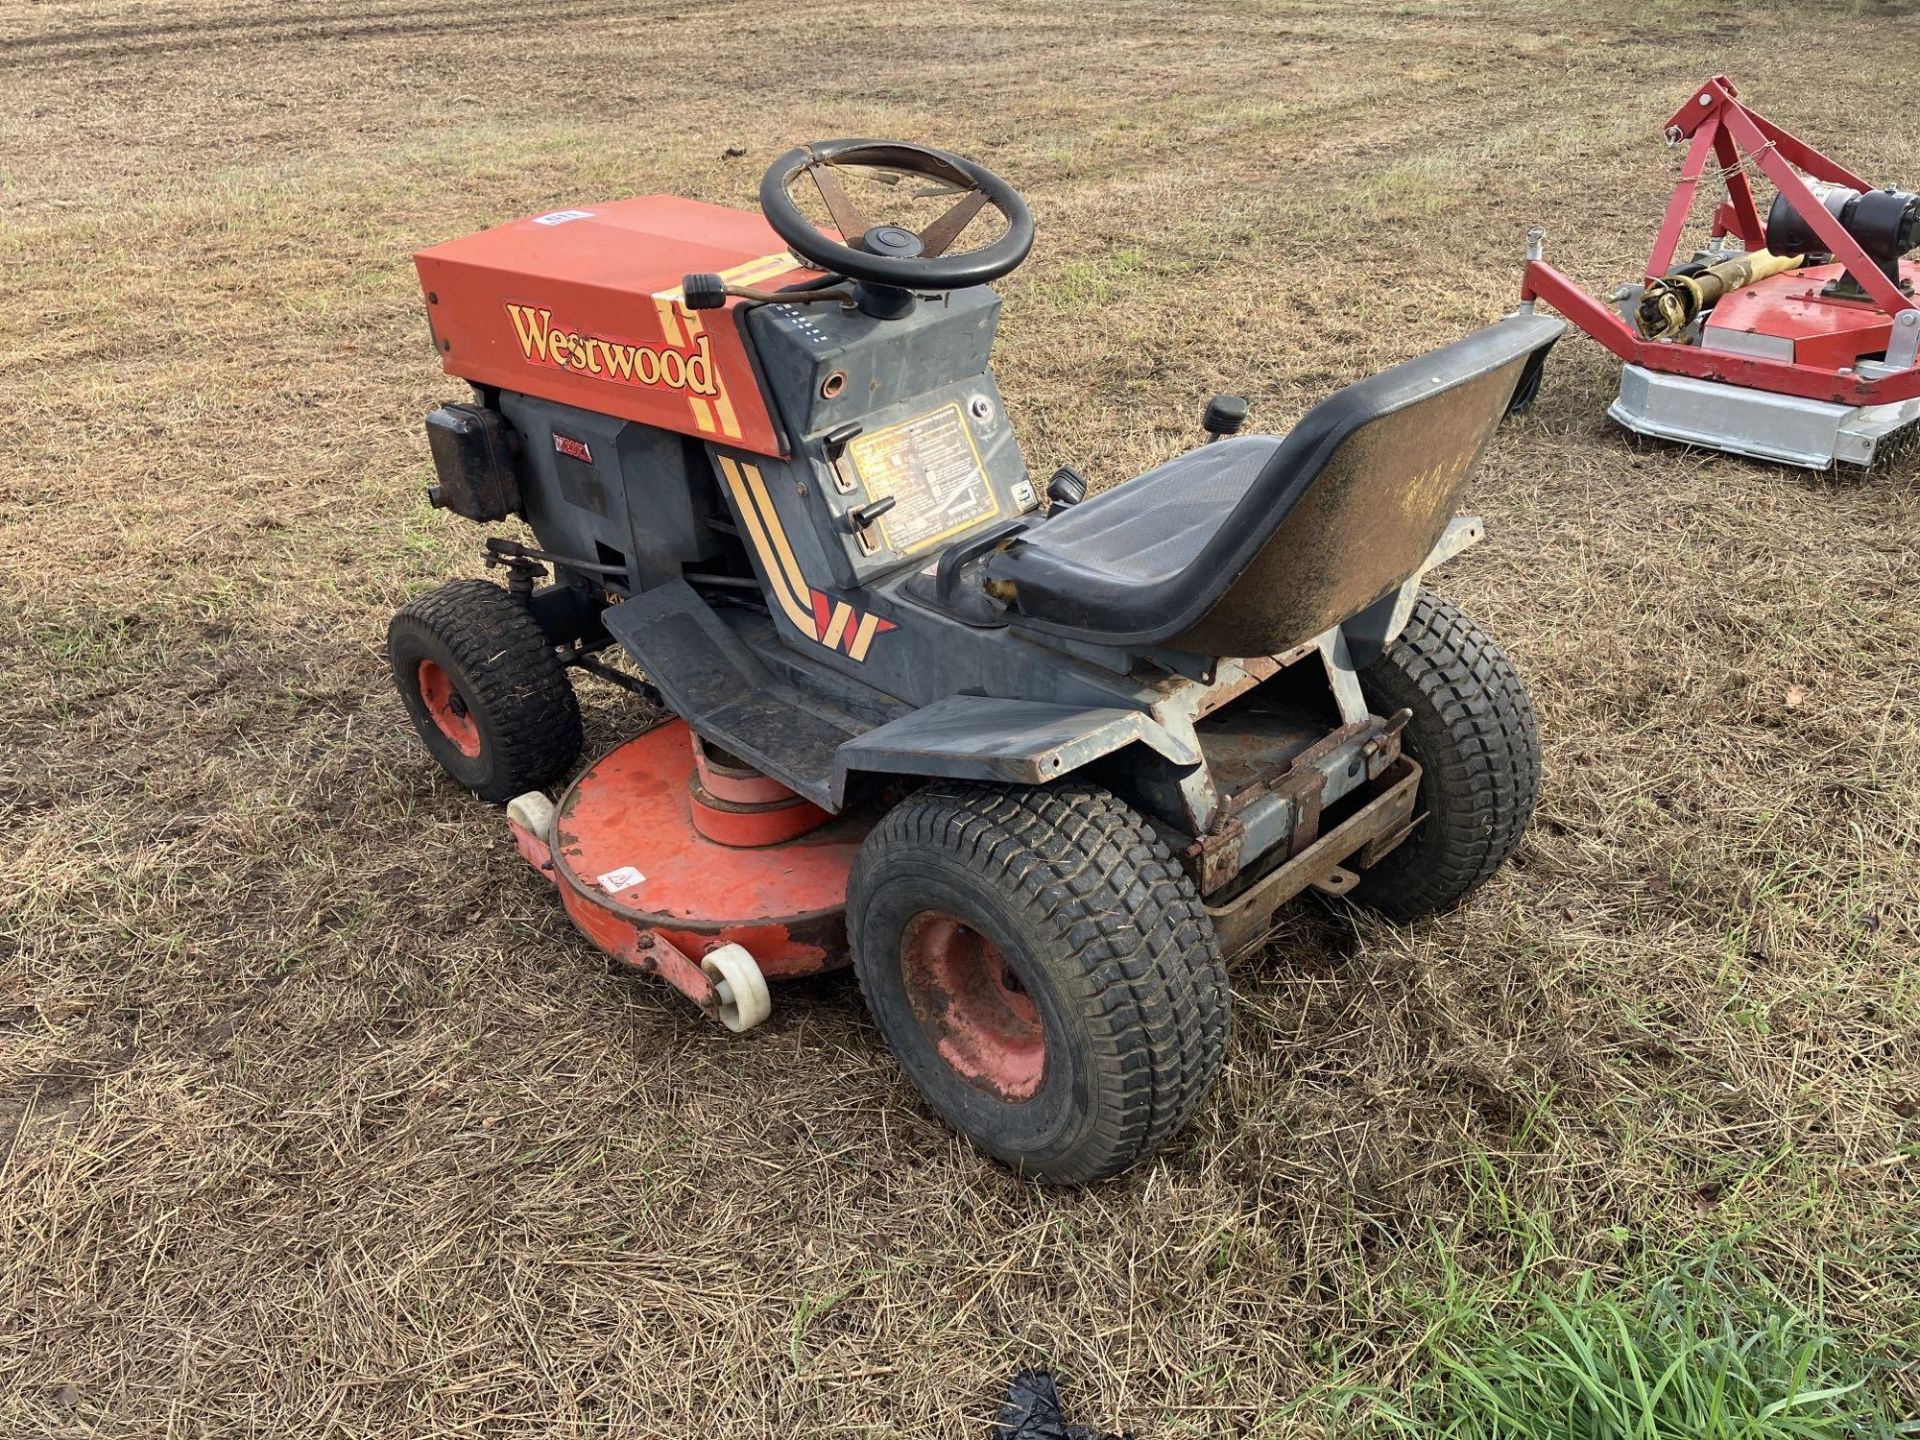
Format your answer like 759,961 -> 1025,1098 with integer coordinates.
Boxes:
850,495 -> 897,530
1203,394 -> 1248,440
823,422 -> 864,460
681,272 -> 728,310
1045,466 -> 1087,509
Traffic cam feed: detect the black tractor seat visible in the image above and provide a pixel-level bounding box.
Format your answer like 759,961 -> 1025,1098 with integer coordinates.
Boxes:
983,313 -> 1563,658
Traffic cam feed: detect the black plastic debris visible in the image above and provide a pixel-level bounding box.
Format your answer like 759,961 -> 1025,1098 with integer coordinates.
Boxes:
994,1368 -> 1133,1440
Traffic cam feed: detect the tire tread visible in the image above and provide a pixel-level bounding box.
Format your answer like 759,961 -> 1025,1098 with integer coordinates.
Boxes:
1349,591 -> 1541,920
389,579 -> 582,802
850,782 -> 1229,1182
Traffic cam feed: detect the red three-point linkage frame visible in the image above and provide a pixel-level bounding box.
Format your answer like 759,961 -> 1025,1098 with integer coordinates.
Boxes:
1520,75 -> 1920,407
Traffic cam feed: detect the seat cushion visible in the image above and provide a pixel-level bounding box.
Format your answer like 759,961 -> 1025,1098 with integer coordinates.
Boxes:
1005,437 -> 1284,601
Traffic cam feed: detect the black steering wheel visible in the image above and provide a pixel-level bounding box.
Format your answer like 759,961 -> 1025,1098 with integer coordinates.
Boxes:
758,140 -> 1034,291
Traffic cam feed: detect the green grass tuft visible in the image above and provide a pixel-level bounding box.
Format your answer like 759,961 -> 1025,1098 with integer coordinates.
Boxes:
1331,1258 -> 1915,1440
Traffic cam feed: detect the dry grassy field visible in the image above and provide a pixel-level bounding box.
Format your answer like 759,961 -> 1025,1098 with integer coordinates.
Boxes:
4,0 -> 1918,1435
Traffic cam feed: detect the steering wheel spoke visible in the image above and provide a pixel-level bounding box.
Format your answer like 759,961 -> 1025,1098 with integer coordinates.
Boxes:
918,189 -> 990,258
807,162 -> 871,242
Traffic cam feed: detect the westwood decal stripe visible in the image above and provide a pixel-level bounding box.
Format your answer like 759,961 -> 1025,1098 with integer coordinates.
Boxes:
717,454 -> 890,661
709,383 -> 741,439
651,294 -> 686,349
821,602 -> 854,650
644,261 -> 786,442
720,462 -> 812,634
740,462 -> 811,604
674,300 -> 713,435
720,251 -> 802,287
665,294 -> 718,436
646,285 -> 744,439
680,308 -> 741,440
717,457 -> 812,635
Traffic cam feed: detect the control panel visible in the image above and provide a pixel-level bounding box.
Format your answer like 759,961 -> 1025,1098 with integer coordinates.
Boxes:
744,288 -> 1037,588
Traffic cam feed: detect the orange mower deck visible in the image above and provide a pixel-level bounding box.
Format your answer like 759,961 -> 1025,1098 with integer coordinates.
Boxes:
507,720 -> 872,1027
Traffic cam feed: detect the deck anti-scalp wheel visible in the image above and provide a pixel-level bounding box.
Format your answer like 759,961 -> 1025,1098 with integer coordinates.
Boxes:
847,780 -> 1229,1183
700,943 -> 773,1033
388,579 -> 583,802
1348,591 -> 1541,920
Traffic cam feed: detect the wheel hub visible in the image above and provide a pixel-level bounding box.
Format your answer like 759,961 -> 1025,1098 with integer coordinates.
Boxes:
416,659 -> 482,757
899,911 -> 1045,1101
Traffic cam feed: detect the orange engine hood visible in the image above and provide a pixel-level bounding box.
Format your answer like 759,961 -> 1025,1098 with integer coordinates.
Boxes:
415,196 -> 818,457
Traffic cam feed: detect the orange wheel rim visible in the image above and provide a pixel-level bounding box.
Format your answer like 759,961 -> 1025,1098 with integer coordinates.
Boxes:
416,659 -> 482,758
899,911 -> 1045,1101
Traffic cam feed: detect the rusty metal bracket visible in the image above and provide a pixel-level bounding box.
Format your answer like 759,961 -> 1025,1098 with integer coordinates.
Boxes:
631,931 -> 722,1015
1206,757 -> 1422,958
1182,821 -> 1245,895
1271,717 -> 1374,858
1310,865 -> 1358,897
1180,714 -> 1396,893
1356,808 -> 1422,869
1362,707 -> 1412,781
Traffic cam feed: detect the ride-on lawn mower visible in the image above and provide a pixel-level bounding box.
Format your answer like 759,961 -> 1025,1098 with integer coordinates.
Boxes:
1516,75 -> 1920,470
392,139 -> 1557,1181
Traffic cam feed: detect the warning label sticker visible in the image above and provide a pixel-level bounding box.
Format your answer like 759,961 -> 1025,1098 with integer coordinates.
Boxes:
846,402 -> 1000,554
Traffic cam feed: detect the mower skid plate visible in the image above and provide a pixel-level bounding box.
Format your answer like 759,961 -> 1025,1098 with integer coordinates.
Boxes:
1206,756 -> 1421,958
1610,365 -> 1920,469
518,720 -> 866,979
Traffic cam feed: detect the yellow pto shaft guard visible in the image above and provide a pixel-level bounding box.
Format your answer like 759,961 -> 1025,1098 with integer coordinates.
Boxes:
1634,249 -> 1805,339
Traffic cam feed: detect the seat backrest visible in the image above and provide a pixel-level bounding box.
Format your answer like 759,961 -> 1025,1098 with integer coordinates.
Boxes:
991,313 -> 1562,657
1174,314 -> 1561,655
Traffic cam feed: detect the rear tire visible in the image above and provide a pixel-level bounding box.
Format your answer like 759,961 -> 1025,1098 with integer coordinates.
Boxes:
388,580 -> 583,802
847,781 -> 1229,1184
1348,592 -> 1541,921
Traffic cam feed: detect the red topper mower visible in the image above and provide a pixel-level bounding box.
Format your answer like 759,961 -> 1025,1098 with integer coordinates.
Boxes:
1516,75 -> 1920,470
392,140 -> 1558,1181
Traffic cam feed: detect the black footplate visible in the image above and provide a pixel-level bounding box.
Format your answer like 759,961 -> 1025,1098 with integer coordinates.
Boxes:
600,582 -> 868,810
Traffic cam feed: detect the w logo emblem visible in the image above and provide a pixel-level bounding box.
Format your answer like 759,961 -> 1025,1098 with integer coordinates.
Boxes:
809,589 -> 897,661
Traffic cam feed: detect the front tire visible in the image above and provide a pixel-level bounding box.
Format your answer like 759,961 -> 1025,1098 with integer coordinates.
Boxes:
848,782 -> 1229,1184
388,580 -> 583,802
1348,592 -> 1541,920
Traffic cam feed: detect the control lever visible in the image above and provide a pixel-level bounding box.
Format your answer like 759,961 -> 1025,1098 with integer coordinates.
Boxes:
681,272 -> 856,310
823,423 -> 863,461
848,495 -> 896,531
847,494 -> 896,555
1202,394 -> 1248,441
822,422 -> 863,495
1045,466 -> 1088,510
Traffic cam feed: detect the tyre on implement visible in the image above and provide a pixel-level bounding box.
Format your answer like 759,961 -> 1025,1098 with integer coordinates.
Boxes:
388,579 -> 583,802
1503,339 -> 1554,416
847,780 -> 1229,1183
1349,591 -> 1541,921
